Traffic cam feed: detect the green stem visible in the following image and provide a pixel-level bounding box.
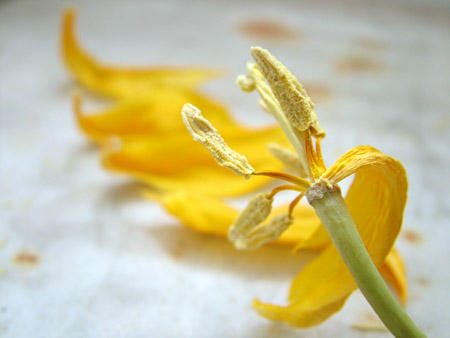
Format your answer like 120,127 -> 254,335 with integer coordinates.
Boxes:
308,187 -> 427,338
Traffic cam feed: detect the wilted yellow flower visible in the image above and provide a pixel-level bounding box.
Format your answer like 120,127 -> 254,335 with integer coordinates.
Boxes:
178,47 -> 411,328
62,12 -> 418,334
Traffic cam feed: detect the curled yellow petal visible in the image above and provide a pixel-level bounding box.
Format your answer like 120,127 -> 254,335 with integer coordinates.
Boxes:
152,188 -> 407,301
73,88 -> 231,143
62,8 -> 222,98
149,190 -> 321,246
147,191 -> 238,237
101,123 -> 288,197
380,247 -> 409,305
253,145 -> 407,327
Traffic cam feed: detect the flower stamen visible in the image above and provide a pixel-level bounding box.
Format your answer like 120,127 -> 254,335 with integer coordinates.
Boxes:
315,137 -> 325,168
228,192 -> 273,243
182,103 -> 255,179
305,132 -> 327,180
237,62 -> 313,180
269,185 -> 305,199
267,143 -> 309,178
235,213 -> 293,250
288,192 -> 304,216
253,171 -> 311,189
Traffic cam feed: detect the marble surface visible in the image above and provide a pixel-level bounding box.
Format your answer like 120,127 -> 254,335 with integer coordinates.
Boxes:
1,0 -> 449,337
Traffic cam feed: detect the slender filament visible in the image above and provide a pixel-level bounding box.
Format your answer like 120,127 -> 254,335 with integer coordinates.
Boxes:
254,171 -> 311,189
269,185 -> 305,199
288,192 -> 304,216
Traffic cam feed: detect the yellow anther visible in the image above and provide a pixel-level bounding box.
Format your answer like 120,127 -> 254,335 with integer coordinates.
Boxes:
182,103 -> 255,179
234,213 -> 294,250
250,47 -> 325,138
228,193 -> 273,242
236,73 -> 256,92
267,143 -> 308,178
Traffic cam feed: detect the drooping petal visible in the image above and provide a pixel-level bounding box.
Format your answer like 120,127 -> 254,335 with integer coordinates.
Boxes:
148,190 -> 320,245
153,187 -> 408,301
62,9 -> 222,98
147,191 -> 238,236
253,145 -> 407,327
101,122 -> 290,197
379,247 -> 408,305
73,89 -> 232,143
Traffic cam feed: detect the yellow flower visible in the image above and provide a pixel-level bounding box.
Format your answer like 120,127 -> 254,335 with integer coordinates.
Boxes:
61,12 -> 410,329
62,9 -> 290,197
176,47 -> 409,327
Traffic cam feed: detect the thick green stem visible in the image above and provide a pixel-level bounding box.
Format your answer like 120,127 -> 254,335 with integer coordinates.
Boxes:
308,186 -> 427,338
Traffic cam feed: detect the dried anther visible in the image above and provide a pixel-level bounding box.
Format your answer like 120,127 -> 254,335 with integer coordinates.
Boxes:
228,192 -> 273,243
182,103 -> 255,179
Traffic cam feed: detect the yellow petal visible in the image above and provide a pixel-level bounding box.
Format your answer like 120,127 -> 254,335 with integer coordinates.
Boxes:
153,188 -> 407,300
73,89 -> 232,143
253,145 -> 407,327
295,227 -> 408,302
62,9 -> 222,98
291,216 -> 331,252
148,191 -> 238,237
101,123 -> 289,197
149,190 -> 320,245
379,247 -> 409,305
284,205 -> 326,250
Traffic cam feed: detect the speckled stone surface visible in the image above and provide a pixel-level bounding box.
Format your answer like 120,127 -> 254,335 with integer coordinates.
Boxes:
1,0 -> 449,337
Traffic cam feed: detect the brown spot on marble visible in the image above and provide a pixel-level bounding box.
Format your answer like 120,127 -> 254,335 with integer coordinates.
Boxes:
402,229 -> 422,244
355,36 -> 386,50
238,19 -> 300,42
334,55 -> 384,73
417,276 -> 429,287
13,250 -> 40,267
303,82 -> 331,102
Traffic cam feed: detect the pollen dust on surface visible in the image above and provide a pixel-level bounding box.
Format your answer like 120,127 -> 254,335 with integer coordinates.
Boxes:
416,276 -> 429,287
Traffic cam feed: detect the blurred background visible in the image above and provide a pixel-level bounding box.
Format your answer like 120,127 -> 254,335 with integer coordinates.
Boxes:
1,0 -> 449,337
